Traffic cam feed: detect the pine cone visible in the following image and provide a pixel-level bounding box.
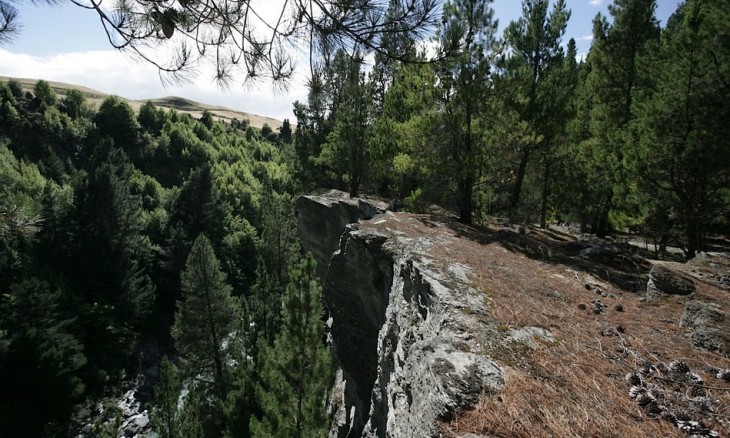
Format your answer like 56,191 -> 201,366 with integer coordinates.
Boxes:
635,392 -> 656,407
669,360 -> 690,373
687,372 -> 704,385
647,387 -> 664,400
716,369 -> 730,382
687,385 -> 706,398
672,408 -> 692,422
629,385 -> 644,399
625,372 -> 641,386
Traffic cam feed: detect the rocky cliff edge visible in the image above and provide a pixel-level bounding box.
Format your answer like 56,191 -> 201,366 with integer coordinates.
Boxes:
299,192 -> 542,437
298,191 -> 730,438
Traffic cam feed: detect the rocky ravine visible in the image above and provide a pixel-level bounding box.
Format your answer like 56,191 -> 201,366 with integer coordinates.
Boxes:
298,191 -> 553,437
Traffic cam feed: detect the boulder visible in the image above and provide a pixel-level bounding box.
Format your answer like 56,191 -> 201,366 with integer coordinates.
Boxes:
507,326 -> 556,350
680,301 -> 729,356
122,412 -> 149,437
646,264 -> 695,300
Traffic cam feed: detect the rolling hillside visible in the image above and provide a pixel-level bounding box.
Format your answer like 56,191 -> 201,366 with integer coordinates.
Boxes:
1,76 -> 285,130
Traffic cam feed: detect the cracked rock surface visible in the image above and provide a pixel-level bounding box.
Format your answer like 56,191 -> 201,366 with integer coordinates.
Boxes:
298,193 -> 507,437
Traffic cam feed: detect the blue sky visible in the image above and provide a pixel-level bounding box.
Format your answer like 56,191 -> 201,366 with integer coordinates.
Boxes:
0,0 -> 678,121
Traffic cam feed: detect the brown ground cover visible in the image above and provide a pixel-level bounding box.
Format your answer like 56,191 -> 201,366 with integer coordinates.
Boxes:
371,212 -> 729,437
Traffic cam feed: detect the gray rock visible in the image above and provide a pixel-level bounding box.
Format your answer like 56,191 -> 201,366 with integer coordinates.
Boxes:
297,190 -> 387,280
646,264 -> 696,300
299,195 -> 505,438
122,412 -> 149,437
507,326 -> 556,350
680,301 -> 729,356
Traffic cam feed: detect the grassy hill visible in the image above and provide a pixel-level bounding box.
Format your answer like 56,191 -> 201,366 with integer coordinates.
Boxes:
1,76 -> 285,130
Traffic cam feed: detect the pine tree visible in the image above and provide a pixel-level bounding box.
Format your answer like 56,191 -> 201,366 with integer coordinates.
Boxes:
502,0 -> 571,221
434,0 -> 499,223
314,49 -> 373,197
95,96 -> 142,161
250,255 -> 333,438
322,55 -> 372,198
632,0 -> 730,259
580,0 -> 659,236
278,119 -> 293,144
32,80 -> 56,111
0,278 -> 86,437
172,235 -> 241,402
71,143 -> 155,375
259,187 -> 300,286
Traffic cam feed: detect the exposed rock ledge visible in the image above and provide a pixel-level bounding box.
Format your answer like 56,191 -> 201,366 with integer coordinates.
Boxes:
298,192 -> 528,437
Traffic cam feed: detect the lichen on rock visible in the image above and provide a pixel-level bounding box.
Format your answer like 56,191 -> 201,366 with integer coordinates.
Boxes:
298,191 -> 506,437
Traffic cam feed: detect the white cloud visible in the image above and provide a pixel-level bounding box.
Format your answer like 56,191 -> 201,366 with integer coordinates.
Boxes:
576,35 -> 594,42
0,47 -> 308,121
589,0 -> 603,6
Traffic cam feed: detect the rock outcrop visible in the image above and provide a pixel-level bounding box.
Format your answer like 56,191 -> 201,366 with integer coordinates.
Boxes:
298,192 -> 506,437
646,264 -> 696,300
680,300 -> 729,356
296,190 -> 387,279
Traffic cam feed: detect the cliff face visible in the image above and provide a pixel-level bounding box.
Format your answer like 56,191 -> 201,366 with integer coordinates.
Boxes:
298,192 -> 508,437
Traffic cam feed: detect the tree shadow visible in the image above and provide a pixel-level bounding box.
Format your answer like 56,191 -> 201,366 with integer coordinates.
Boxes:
425,216 -> 651,292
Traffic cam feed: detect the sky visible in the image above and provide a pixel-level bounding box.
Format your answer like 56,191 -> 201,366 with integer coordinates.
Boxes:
0,0 -> 678,122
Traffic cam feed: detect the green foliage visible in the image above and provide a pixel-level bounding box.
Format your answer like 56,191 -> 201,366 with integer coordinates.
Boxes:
0,278 -> 86,437
250,255 -> 333,438
258,188 -> 300,284
200,109 -> 214,129
138,100 -> 166,135
0,79 -> 304,437
93,414 -> 122,438
33,79 -> 57,110
575,0 -> 660,235
432,0 -> 500,223
404,187 -> 429,213
96,96 -> 139,152
151,357 -> 205,438
173,235 -> 241,401
631,0 -> 730,258
317,50 -> 373,197
369,62 -> 436,197
71,143 -> 155,375
61,89 -> 87,118
293,71 -> 336,188
278,119 -> 293,144
502,0 -> 571,223
2,3 -> 729,432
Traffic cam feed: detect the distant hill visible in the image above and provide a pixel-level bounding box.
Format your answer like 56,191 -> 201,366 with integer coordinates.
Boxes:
0,76 -> 285,130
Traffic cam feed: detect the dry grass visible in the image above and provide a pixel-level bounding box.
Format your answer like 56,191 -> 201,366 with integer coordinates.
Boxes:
366,215 -> 729,437
441,224 -> 730,437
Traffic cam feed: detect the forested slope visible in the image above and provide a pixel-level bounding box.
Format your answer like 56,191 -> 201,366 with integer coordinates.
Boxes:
0,78 -> 324,437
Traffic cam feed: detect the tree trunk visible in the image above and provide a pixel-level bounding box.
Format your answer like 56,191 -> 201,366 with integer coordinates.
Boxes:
510,145 -> 531,219
595,190 -> 612,238
457,177 -> 473,224
685,216 -> 699,260
349,177 -> 360,198
540,158 -> 551,228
